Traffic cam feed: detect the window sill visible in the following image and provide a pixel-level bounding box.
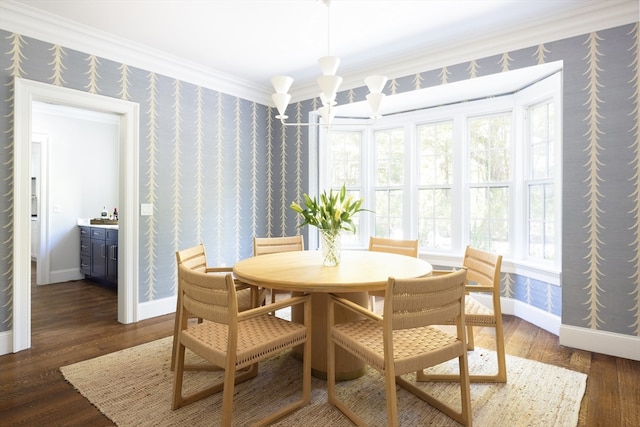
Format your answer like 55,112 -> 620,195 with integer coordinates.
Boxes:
419,251 -> 561,286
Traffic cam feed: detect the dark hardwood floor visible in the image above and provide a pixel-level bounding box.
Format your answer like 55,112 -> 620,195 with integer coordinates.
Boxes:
0,265 -> 638,426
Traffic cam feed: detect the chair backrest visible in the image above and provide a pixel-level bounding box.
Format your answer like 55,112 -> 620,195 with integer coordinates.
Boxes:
176,261 -> 237,325
368,236 -> 419,258
385,268 -> 467,331
462,246 -> 502,290
253,235 -> 304,256
175,243 -> 208,272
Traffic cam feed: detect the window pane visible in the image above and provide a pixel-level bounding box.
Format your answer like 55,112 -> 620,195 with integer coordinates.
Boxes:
468,113 -> 511,254
374,189 -> 403,238
374,129 -> 404,238
469,186 -> 509,253
528,182 -> 554,260
328,131 -> 361,186
417,121 -> 453,250
418,188 -> 451,249
529,185 -> 543,220
530,102 -> 554,180
527,100 -> 555,261
375,129 -> 404,185
418,121 -> 453,185
469,113 -> 511,184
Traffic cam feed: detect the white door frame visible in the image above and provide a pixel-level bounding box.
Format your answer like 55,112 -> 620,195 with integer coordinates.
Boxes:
13,78 -> 140,352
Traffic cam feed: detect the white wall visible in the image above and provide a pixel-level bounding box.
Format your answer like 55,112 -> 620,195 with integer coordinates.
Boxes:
32,102 -> 119,284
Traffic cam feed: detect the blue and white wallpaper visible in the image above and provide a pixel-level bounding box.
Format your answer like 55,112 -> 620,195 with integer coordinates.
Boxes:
0,20 -> 638,343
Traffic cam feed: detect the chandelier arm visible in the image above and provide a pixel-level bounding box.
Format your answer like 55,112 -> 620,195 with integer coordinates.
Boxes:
278,118 -> 378,127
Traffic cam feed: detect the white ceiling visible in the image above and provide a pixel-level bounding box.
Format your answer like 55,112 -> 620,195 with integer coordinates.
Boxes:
2,0 -> 635,104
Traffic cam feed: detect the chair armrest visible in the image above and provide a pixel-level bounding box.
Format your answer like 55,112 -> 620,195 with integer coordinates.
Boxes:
233,280 -> 255,291
465,285 -> 495,293
205,266 -> 233,273
238,294 -> 310,321
431,269 -> 454,276
329,294 -> 382,323
204,267 -> 256,291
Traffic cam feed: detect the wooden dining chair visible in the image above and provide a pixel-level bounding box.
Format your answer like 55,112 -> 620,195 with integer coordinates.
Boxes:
417,245 -> 506,383
327,268 -> 472,426
368,236 -> 419,310
253,235 -> 304,307
170,244 -> 260,371
172,262 -> 311,426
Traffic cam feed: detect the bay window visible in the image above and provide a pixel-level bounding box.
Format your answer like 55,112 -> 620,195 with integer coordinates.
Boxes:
318,71 -> 561,274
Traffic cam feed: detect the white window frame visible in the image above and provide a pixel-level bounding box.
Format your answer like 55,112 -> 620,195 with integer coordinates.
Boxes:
318,72 -> 562,282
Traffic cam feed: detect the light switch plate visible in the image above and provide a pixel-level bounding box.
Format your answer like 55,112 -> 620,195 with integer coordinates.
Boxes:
140,203 -> 153,216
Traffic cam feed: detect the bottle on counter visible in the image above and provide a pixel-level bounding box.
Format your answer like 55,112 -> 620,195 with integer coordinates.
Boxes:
113,208 -> 118,221
101,206 -> 108,218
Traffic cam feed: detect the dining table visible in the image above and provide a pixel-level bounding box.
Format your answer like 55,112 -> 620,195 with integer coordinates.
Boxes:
233,250 -> 433,380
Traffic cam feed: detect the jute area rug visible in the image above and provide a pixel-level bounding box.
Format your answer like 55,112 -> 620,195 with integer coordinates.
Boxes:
61,336 -> 586,426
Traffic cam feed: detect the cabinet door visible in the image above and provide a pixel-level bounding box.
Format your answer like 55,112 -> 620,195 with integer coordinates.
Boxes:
90,239 -> 106,278
80,228 -> 91,275
80,255 -> 91,275
106,241 -> 117,284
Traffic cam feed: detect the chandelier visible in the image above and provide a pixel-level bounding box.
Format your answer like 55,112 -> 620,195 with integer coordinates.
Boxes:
271,0 -> 388,126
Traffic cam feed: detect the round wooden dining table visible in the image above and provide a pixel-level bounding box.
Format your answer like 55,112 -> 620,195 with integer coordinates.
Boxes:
233,250 -> 432,380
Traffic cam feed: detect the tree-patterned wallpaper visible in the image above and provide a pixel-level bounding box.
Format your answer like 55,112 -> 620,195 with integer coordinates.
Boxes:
0,21 -> 638,346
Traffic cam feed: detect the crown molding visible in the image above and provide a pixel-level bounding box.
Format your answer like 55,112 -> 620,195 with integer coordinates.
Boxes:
0,0 -> 271,105
1,0 -> 637,107
290,0 -> 640,102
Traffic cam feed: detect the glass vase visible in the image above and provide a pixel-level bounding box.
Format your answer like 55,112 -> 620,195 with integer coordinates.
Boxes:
319,229 -> 342,266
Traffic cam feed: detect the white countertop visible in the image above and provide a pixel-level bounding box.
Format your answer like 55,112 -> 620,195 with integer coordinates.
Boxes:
77,218 -> 119,229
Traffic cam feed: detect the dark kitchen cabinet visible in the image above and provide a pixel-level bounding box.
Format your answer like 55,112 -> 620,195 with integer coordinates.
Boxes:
80,226 -> 118,286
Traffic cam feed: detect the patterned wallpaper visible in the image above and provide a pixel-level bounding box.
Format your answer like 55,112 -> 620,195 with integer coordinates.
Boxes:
0,21 -> 638,341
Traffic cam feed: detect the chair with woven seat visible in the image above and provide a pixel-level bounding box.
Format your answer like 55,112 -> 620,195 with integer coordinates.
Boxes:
253,235 -> 304,306
417,245 -> 506,383
368,236 -> 419,311
172,262 -> 312,426
170,244 -> 261,371
327,268 -> 472,427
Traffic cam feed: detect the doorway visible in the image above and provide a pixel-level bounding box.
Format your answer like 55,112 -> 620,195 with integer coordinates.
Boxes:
31,103 -> 120,286
13,78 -> 140,352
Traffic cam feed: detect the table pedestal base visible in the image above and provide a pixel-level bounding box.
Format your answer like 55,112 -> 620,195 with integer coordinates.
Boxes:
292,292 -> 369,381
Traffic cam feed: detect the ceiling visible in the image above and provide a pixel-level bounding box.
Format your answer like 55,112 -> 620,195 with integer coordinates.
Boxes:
2,0 -> 633,104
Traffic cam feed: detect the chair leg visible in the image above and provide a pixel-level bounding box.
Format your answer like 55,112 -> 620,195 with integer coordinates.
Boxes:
327,303 -> 367,426
384,371 -> 399,427
494,315 -> 508,382
220,360 -> 237,427
171,343 -> 186,408
466,324 -> 475,350
170,296 -> 181,371
458,353 -> 472,426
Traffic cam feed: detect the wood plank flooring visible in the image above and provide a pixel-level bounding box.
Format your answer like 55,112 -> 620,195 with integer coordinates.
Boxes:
0,269 -> 638,426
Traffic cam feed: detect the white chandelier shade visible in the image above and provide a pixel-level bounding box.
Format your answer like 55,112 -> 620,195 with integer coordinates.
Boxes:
271,75 -> 294,119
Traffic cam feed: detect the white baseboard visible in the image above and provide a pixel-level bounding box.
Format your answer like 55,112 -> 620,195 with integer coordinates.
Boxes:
474,294 -> 639,361
0,330 -> 13,355
559,324 -> 640,361
137,296 -> 176,321
48,268 -> 84,284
